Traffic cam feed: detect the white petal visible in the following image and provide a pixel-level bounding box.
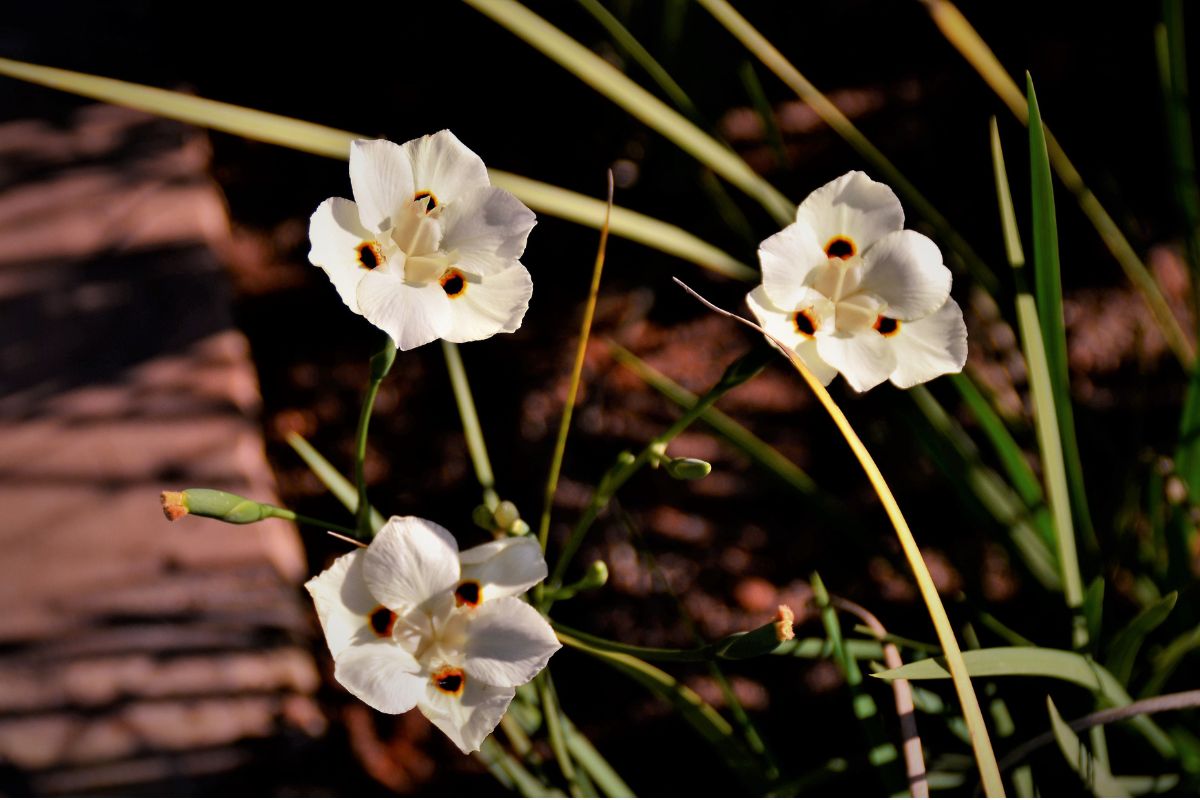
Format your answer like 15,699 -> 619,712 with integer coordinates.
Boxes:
441,263 -> 533,343
758,222 -> 827,309
333,641 -> 425,714
888,298 -> 968,388
350,139 -> 416,232
464,596 -> 560,688
796,171 -> 904,255
308,197 -> 373,313
419,680 -> 514,754
305,549 -> 376,657
363,517 -> 461,613
816,331 -> 898,393
746,286 -> 838,386
439,186 -> 536,270
402,130 -> 491,207
856,230 -> 951,320
357,270 -> 452,350
459,536 -> 547,601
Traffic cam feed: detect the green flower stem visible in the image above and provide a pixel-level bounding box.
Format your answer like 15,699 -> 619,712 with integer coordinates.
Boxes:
353,338 -> 396,539
442,341 -> 499,510
553,615 -> 792,663
544,347 -> 771,598
538,175 -> 612,554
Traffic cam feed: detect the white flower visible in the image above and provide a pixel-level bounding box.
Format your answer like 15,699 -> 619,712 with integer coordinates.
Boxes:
305,516 -> 559,753
308,131 -> 536,350
746,171 -> 967,392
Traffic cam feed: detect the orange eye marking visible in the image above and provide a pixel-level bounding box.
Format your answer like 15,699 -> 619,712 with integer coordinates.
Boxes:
368,605 -> 397,638
873,316 -> 901,337
824,236 -> 856,259
432,667 -> 465,696
440,268 -> 467,298
413,190 -> 439,212
792,308 -> 818,339
356,241 -> 384,270
454,580 -> 482,608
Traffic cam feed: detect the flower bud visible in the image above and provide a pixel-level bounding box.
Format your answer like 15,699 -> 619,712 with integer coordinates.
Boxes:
581,559 -> 609,589
472,504 -> 495,531
715,605 -> 796,659
665,457 -> 712,480
493,500 -> 521,531
162,488 -> 275,524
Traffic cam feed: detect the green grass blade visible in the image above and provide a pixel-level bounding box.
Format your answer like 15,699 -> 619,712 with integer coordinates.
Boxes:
1083,577 -> 1105,650
285,432 -> 385,532
463,0 -> 796,224
874,647 -> 1175,757
738,61 -> 789,170
920,0 -> 1194,367
1026,78 -> 1092,647
0,56 -> 754,281
695,0 -> 998,291
1046,696 -> 1124,797
1105,592 -> 1177,687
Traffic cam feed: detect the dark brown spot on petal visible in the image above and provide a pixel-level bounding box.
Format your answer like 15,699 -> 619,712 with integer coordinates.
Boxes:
357,241 -> 383,270
792,308 -> 818,339
455,580 -> 482,608
874,316 -> 901,337
440,268 -> 467,298
414,190 -> 438,212
824,236 -> 856,259
368,605 -> 397,638
432,667 -> 465,696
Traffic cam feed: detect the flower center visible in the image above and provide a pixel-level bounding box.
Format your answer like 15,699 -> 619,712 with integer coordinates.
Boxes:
432,666 -> 466,697
454,580 -> 482,608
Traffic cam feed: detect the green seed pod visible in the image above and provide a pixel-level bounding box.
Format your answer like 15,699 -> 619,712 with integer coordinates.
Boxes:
178,488 -> 274,524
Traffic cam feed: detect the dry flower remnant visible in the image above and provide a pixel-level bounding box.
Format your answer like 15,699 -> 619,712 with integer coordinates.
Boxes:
747,171 -> 967,392
308,131 -> 536,351
305,516 -> 559,753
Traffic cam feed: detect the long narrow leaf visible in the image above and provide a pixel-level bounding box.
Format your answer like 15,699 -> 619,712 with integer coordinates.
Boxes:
285,432 -> 385,532
0,56 -> 754,281
1027,78 -> 1091,647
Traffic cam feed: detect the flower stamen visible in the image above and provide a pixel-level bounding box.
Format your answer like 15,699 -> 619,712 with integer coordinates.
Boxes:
356,241 -> 384,270
792,308 -> 819,338
432,666 -> 466,697
368,605 -> 398,638
413,190 -> 439,213
824,236 -> 857,260
440,268 -> 467,298
454,580 -> 482,608
873,316 -> 901,337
